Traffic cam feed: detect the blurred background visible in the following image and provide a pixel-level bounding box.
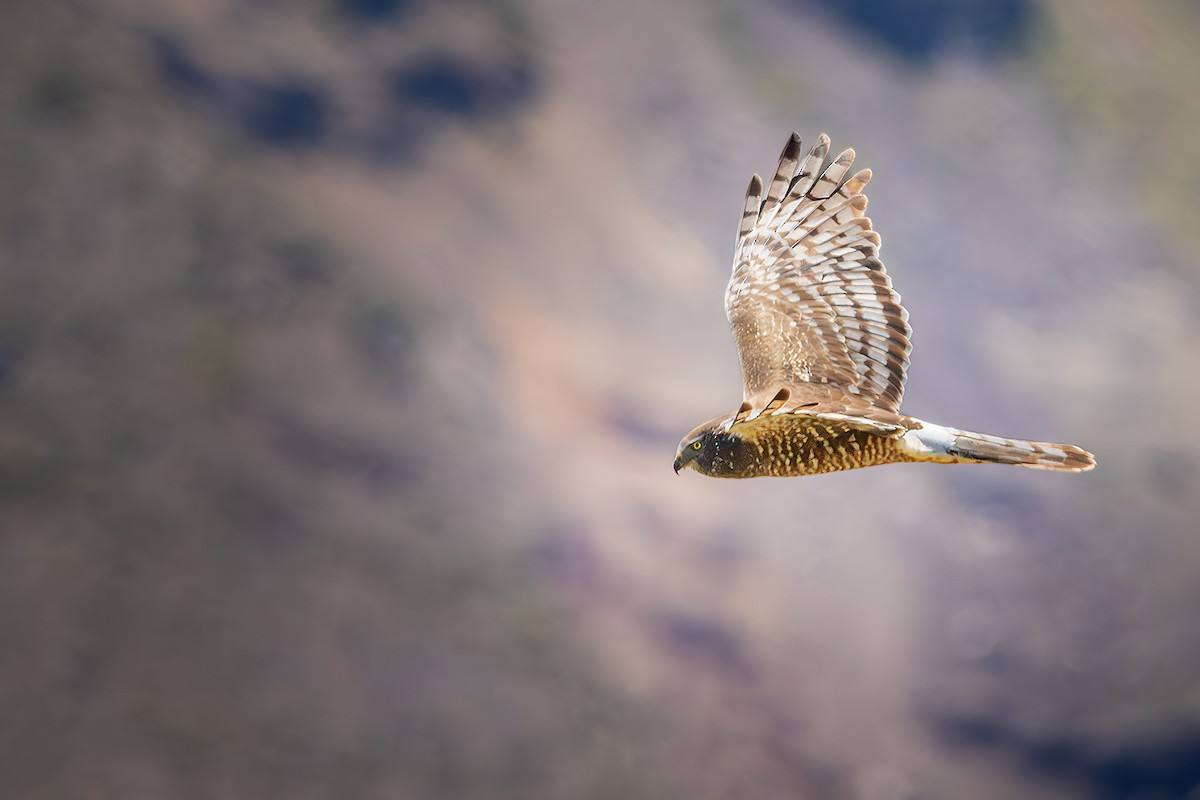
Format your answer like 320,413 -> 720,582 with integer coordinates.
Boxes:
3,0 -> 1200,798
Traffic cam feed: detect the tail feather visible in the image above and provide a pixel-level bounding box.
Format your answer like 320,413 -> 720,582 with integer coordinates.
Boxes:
901,422 -> 1096,472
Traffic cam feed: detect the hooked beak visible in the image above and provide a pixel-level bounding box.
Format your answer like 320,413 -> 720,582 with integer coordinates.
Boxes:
673,454 -> 683,474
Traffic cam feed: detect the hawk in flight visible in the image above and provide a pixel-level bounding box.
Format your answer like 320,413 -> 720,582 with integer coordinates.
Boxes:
674,133 -> 1095,478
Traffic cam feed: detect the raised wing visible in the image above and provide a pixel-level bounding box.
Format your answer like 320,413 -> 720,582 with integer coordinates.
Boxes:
725,133 -> 912,415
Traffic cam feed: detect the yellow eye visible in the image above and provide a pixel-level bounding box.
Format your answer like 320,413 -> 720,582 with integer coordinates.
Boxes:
692,441 -> 702,450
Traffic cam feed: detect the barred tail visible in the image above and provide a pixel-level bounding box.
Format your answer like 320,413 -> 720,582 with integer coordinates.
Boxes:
900,421 -> 1096,472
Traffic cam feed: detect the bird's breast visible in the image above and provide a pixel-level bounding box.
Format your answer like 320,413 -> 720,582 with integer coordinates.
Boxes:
737,415 -> 913,477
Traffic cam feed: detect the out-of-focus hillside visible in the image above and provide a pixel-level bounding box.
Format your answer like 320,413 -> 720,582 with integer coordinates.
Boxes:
2,0 -> 1200,798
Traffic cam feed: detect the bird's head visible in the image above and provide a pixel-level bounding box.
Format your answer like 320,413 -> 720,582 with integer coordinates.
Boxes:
674,417 -> 747,477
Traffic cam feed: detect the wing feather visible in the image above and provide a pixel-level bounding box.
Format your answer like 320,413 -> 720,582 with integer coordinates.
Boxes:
759,133 -> 803,229
737,174 -> 764,241
725,133 -> 912,414
785,133 -> 830,202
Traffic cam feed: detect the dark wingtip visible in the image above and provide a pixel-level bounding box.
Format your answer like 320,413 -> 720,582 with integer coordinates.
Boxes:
783,131 -> 802,160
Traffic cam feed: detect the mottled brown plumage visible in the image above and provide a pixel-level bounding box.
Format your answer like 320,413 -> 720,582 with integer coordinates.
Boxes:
674,133 -> 1096,479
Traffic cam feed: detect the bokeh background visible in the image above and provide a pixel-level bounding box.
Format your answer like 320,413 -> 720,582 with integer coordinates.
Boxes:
3,0 -> 1200,798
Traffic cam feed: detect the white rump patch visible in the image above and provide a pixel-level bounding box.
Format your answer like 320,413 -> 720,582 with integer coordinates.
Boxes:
900,421 -> 956,457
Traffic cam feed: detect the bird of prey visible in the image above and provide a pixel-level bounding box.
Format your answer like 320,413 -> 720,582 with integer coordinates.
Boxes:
674,133 -> 1095,478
